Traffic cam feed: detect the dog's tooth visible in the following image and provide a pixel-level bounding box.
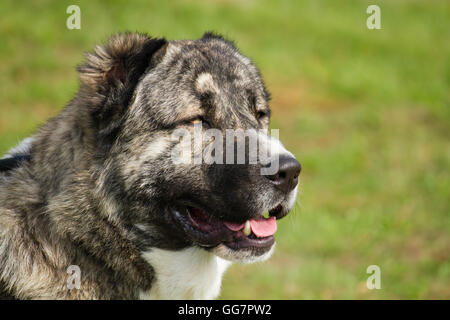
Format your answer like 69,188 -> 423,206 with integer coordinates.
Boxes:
243,220 -> 251,236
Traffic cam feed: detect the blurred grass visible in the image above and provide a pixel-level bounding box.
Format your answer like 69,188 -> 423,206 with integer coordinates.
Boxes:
0,0 -> 449,299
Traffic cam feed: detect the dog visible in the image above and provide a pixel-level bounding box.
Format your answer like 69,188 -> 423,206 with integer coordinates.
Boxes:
0,32 -> 300,299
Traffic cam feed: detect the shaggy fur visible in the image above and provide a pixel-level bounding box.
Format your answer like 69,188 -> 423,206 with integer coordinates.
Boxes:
0,32 -> 300,299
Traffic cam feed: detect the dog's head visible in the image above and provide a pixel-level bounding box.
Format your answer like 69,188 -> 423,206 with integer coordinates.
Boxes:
79,32 -> 300,263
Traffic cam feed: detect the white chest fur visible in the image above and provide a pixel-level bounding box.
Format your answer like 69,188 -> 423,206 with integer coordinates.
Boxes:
140,247 -> 231,300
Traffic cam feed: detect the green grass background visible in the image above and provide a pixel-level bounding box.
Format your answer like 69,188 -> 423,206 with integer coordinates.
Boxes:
0,0 -> 448,299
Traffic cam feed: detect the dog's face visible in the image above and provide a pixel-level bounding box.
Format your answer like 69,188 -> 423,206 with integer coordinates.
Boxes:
88,33 -> 300,263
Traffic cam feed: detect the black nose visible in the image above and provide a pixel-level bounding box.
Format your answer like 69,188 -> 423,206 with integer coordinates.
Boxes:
265,155 -> 301,194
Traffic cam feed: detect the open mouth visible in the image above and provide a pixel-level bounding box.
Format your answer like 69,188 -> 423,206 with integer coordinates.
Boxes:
172,204 -> 284,251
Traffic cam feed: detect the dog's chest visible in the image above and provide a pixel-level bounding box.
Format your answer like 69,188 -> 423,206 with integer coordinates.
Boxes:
140,247 -> 231,300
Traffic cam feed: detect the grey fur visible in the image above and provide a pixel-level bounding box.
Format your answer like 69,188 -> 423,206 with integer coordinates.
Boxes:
0,32 -> 299,299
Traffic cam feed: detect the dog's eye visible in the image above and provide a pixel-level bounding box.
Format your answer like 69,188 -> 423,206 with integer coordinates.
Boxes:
256,111 -> 269,120
188,117 -> 210,128
190,118 -> 202,125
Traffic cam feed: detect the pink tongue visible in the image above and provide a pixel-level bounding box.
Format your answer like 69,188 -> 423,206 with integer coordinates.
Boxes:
224,217 -> 277,238
250,217 -> 277,237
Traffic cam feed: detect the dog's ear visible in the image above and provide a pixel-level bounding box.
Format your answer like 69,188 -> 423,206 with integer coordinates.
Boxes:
77,32 -> 167,114
201,31 -> 235,47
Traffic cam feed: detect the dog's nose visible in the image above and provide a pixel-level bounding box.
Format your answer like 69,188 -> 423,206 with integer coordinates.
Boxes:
266,155 -> 301,193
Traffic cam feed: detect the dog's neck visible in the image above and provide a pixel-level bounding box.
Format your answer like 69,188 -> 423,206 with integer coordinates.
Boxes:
139,247 -> 231,299
9,115 -> 157,297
